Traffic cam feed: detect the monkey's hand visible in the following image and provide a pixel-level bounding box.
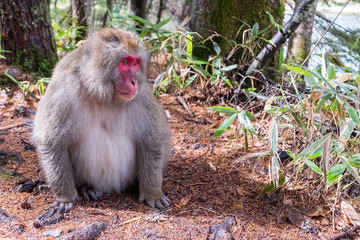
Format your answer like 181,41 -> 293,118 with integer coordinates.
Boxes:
53,201 -> 75,213
53,193 -> 79,213
139,193 -> 171,209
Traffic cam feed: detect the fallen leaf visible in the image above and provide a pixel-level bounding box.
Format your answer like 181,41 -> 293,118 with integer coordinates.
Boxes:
180,196 -> 191,206
320,218 -> 330,226
328,73 -> 353,88
208,162 -> 216,171
341,201 -> 360,226
276,204 -> 305,228
298,207 -> 323,217
283,199 -> 293,206
236,187 -> 244,197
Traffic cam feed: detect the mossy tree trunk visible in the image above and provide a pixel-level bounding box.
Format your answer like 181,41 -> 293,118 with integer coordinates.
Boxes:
131,0 -> 148,20
286,0 -> 318,69
190,0 -> 284,80
0,0 -> 58,76
71,0 -> 93,40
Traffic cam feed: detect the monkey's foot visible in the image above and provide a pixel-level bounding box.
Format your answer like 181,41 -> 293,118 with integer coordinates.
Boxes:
53,201 -> 74,213
139,195 -> 171,209
79,185 -> 102,201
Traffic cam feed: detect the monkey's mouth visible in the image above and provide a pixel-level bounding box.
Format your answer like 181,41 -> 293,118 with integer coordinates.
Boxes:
118,91 -> 137,100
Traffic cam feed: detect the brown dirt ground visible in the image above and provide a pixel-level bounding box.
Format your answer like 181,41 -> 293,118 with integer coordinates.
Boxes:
0,81 -> 352,239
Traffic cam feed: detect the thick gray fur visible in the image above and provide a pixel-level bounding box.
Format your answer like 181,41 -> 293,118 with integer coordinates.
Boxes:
33,28 -> 172,211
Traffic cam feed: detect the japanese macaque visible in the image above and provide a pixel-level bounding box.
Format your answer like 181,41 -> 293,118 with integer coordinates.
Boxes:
33,28 -> 172,212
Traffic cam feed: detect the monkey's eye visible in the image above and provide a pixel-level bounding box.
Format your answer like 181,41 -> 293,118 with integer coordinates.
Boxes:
122,59 -> 129,65
133,61 -> 137,66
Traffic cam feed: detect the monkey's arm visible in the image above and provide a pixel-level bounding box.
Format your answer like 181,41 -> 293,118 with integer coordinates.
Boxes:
137,145 -> 171,209
135,97 -> 172,209
33,86 -> 79,212
38,144 -> 78,212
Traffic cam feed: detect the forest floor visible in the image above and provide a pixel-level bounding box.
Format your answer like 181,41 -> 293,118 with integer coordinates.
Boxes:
0,71 -> 357,239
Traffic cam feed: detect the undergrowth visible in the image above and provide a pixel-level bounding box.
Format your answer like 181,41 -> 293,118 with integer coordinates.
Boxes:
5,8 -> 360,206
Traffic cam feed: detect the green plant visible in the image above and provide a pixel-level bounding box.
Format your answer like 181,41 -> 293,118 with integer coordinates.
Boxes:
281,62 -> 360,191
5,73 -> 50,96
0,34 -> 10,59
52,20 -> 85,52
209,106 -> 256,152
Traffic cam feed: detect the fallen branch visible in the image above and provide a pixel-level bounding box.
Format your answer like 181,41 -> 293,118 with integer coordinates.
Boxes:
246,0 -> 316,76
177,96 -> 195,117
328,225 -> 360,240
0,208 -> 25,232
0,122 -> 28,131
33,208 -> 65,228
206,216 -> 236,240
119,216 -> 142,226
55,221 -> 106,240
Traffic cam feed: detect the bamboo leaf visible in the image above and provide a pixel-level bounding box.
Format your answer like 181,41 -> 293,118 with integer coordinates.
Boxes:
220,64 -> 238,72
184,74 -> 197,87
210,106 -> 238,114
296,133 -> 331,160
269,119 -> 278,155
214,113 -> 237,137
327,164 -> 346,186
282,64 -> 312,77
186,34 -> 193,59
305,160 -> 323,175
349,156 -> 360,168
213,42 -> 221,55
347,106 -> 360,125
128,15 -> 154,27
154,17 -> 172,29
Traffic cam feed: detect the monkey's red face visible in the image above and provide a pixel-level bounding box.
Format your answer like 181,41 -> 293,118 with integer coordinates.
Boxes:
115,55 -> 141,100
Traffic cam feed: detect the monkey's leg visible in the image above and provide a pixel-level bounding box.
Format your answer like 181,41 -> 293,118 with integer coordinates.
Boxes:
137,147 -> 171,209
38,145 -> 78,212
79,184 -> 102,201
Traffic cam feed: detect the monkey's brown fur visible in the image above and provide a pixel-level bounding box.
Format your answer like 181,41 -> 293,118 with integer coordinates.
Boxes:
33,28 -> 172,211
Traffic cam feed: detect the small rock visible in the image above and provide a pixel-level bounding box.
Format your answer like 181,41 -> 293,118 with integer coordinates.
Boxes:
43,229 -> 63,237
4,68 -> 22,78
16,178 -> 45,193
320,217 -> 329,226
189,143 -> 207,149
278,149 -> 290,161
165,110 -> 171,119
21,200 -> 31,209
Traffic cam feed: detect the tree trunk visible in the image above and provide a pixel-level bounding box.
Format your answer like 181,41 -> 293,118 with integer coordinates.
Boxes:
180,0 -> 192,23
0,0 -> 57,76
131,0 -> 147,20
189,0 -> 284,81
102,0 -> 113,27
71,0 -> 92,40
156,0 -> 165,24
190,0 -> 284,58
246,0 -> 317,77
286,0 -> 318,67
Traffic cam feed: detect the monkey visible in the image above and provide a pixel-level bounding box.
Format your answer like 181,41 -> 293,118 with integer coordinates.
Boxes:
32,28 -> 172,212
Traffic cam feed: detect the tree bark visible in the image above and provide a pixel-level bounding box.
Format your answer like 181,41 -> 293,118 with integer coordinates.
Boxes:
71,0 -> 92,40
156,0 -> 165,24
246,0 -> 317,77
131,0 -> 147,20
0,0 -> 57,76
102,0 -> 113,27
190,0 -> 284,58
286,0 -> 318,67
190,0 -> 284,81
